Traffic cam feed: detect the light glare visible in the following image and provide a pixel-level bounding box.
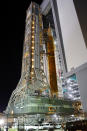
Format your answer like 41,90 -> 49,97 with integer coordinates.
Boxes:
0,119 -> 4,125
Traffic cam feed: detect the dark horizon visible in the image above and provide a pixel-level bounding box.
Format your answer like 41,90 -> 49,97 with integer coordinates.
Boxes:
0,0 -> 87,112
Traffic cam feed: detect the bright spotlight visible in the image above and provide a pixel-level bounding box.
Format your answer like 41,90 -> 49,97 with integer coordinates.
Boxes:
53,114 -> 57,118
53,114 -> 58,120
0,119 -> 4,125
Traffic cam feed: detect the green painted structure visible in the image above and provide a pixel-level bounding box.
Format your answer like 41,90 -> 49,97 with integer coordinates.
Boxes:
7,91 -> 74,115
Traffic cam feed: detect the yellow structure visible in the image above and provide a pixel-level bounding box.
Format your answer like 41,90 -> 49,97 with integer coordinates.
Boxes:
47,27 -> 58,97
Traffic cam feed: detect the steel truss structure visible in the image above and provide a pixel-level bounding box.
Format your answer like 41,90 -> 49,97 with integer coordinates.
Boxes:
5,2 -> 82,127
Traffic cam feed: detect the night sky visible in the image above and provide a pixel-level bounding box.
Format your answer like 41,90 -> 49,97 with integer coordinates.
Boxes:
0,0 -> 87,112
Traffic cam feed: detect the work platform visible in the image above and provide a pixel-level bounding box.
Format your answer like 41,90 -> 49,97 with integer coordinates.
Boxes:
6,95 -> 76,115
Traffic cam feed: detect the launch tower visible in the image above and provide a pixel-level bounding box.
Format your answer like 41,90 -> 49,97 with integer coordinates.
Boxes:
5,2 -> 81,126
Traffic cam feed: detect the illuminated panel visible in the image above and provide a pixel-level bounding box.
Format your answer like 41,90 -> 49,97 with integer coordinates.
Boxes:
47,28 -> 58,96
29,4 -> 35,79
30,18 -> 35,78
24,52 -> 29,58
48,106 -> 56,114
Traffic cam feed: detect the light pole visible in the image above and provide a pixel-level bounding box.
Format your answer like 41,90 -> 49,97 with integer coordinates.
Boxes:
6,114 -> 8,131
17,117 -> 19,131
